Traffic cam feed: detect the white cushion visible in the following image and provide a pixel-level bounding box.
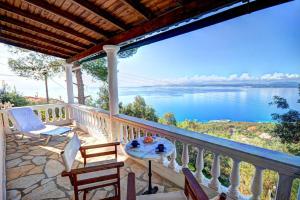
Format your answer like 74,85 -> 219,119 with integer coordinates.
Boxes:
61,134 -> 81,172
8,107 -> 45,132
136,191 -> 187,200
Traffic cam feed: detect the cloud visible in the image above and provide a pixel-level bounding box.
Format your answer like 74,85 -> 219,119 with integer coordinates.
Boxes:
158,72 -> 300,86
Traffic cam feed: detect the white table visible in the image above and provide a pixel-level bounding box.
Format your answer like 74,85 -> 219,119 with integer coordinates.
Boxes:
125,136 -> 175,194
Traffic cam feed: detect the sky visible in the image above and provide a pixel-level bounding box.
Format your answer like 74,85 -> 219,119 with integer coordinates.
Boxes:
0,0 -> 299,99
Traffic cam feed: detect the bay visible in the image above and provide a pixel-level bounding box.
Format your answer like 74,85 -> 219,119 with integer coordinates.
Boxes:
119,86 -> 300,122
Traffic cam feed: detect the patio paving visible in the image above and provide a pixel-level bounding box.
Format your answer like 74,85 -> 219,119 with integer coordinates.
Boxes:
5,127 -> 181,200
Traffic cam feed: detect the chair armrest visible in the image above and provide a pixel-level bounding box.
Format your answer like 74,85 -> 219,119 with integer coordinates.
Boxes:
182,168 -> 209,200
80,142 -> 120,150
127,172 -> 136,200
62,161 -> 124,176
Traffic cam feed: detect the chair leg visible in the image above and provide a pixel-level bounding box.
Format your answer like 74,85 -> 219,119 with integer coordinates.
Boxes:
44,135 -> 52,145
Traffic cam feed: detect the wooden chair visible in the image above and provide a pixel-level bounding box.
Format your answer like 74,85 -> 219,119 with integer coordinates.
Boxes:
61,134 -> 124,200
127,168 -> 226,200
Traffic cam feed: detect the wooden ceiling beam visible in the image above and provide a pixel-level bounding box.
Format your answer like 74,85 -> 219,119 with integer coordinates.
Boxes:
0,31 -> 73,57
71,0 -> 129,31
67,0 -> 241,62
119,0 -> 153,20
0,38 -> 68,59
0,2 -> 98,44
23,0 -> 110,38
0,15 -> 89,50
0,24 -> 80,54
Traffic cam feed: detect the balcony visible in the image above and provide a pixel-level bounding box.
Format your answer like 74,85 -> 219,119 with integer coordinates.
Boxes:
1,103 -> 299,200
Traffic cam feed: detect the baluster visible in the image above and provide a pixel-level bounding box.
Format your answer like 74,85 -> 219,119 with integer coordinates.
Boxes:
297,184 -> 300,200
181,143 -> 189,168
209,153 -> 220,190
124,125 -> 129,143
45,109 -> 50,122
195,147 -> 204,183
251,166 -> 264,200
119,124 -> 124,143
137,128 -> 141,138
52,108 -> 56,121
130,127 -> 135,140
58,107 -> 62,121
3,111 -> 11,133
169,139 -> 178,171
275,173 -> 294,200
227,159 -> 241,199
37,110 -> 42,120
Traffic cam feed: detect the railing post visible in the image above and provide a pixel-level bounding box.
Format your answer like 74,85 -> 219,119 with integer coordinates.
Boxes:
227,159 -> 241,199
275,174 -> 294,200
3,111 -> 11,134
209,153 -> 220,190
297,184 -> 300,200
195,147 -> 204,183
181,143 -> 189,168
251,166 -> 264,200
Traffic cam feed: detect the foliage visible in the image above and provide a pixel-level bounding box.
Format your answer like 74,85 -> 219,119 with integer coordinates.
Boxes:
8,48 -> 64,81
269,84 -> 300,147
0,84 -> 29,107
120,96 -> 158,122
118,48 -> 138,58
159,112 -> 177,126
81,58 -> 107,82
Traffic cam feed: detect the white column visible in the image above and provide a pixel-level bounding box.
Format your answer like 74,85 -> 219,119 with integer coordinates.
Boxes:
275,174 -> 294,200
209,153 -> 220,190
65,63 -> 74,104
195,147 -> 204,183
103,45 -> 120,141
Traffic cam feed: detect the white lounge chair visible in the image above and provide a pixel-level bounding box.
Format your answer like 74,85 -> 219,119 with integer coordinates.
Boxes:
7,107 -> 72,144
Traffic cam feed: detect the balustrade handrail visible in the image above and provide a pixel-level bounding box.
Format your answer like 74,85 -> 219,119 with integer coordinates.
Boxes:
113,113 -> 300,178
69,104 -> 110,117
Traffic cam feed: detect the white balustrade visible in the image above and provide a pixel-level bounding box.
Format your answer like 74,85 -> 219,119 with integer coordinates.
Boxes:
111,113 -> 300,200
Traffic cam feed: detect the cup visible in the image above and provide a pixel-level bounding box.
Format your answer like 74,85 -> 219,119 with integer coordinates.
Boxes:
131,140 -> 139,148
157,144 -> 165,152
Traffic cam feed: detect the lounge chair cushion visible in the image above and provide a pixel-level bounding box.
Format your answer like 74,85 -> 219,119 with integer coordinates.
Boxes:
8,107 -> 45,132
29,125 -> 71,136
62,134 -> 81,172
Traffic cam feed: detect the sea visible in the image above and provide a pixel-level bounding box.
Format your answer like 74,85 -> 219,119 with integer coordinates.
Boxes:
117,86 -> 300,122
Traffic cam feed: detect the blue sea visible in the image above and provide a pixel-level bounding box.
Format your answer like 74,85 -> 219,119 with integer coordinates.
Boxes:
118,86 -> 300,122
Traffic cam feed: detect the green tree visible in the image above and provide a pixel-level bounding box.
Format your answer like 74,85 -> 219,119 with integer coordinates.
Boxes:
159,112 -> 177,126
269,84 -> 300,154
8,47 -> 64,103
120,96 -> 158,122
0,84 -> 29,107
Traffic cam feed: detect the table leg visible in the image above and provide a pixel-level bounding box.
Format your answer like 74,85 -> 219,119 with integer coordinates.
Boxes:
142,160 -> 158,195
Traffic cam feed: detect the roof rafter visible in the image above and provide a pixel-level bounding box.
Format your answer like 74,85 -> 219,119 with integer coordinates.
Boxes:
71,0 -> 129,31
0,31 -> 73,57
23,0 -> 110,38
0,24 -> 80,54
0,16 -> 89,50
119,0 -> 153,20
0,2 -> 98,44
0,38 -> 68,59
67,0 -> 241,62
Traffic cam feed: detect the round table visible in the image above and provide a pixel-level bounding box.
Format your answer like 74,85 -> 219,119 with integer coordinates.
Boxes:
125,136 -> 175,195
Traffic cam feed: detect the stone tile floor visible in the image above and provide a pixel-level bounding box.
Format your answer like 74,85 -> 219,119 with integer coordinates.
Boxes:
5,128 -> 181,200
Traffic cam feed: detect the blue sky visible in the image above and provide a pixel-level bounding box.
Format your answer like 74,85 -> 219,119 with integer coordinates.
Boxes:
117,0 -> 300,86
0,0 -> 299,99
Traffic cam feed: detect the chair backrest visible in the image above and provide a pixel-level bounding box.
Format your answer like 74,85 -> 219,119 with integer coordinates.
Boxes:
182,168 -> 209,200
8,107 -> 45,132
61,134 -> 81,172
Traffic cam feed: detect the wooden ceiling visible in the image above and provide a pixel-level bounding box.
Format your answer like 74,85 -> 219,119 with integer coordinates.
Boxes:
0,0 -> 292,62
